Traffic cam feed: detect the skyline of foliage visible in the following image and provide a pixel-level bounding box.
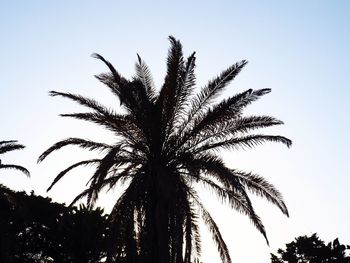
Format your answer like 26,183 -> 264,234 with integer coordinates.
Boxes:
0,188 -> 108,262
271,233 -> 350,262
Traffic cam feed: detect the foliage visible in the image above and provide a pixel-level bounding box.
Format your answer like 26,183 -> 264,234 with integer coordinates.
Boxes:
39,36 -> 291,263
0,139 -> 31,261
271,233 -> 350,263
0,189 -> 108,262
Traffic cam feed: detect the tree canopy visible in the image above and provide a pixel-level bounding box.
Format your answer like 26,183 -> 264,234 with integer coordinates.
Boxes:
0,188 -> 108,262
271,233 -> 350,263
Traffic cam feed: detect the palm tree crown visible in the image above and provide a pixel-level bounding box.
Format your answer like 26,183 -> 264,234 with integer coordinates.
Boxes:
0,140 -> 29,177
39,36 -> 291,263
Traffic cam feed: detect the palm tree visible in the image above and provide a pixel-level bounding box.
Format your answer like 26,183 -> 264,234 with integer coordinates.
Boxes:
0,140 -> 30,177
38,36 -> 291,263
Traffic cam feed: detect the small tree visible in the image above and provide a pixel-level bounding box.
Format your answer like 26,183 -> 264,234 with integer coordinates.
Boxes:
271,233 -> 350,263
0,140 -> 29,262
0,190 -> 108,262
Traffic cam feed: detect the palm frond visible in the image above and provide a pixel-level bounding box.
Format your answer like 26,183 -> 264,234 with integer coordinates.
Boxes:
38,138 -> 111,163
94,72 -> 122,100
49,91 -> 111,114
47,159 -> 100,192
157,36 -> 185,140
0,164 -> 30,177
196,134 -> 292,153
135,54 -> 157,102
210,88 -> 271,121
192,195 -> 231,263
171,52 -> 197,128
234,171 -> 289,216
107,173 -> 145,260
60,112 -> 117,131
0,143 -> 25,154
105,163 -> 139,192
59,112 -> 144,145
86,146 -> 124,206
188,156 -> 271,244
91,53 -> 123,84
181,115 -> 284,153
177,60 -> 248,136
195,173 -> 268,244
69,173 -> 132,207
95,73 -> 154,130
229,115 -> 283,134
193,60 -> 248,109
92,53 -> 134,109
183,200 -> 202,262
179,152 -> 241,190
181,153 -> 270,244
0,140 -> 17,145
178,89 -> 271,151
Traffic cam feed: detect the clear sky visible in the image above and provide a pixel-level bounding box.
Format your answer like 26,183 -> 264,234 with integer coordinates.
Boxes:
1,1 -> 349,262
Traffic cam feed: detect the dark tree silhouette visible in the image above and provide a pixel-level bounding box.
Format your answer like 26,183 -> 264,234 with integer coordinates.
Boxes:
39,36 -> 291,263
0,140 -> 29,262
271,233 -> 350,263
0,190 -> 108,262
0,140 -> 29,176
0,184 -> 19,262
59,204 -> 108,262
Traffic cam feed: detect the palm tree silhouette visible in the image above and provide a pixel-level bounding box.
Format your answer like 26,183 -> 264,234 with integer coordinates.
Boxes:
39,36 -> 291,263
0,140 -> 29,176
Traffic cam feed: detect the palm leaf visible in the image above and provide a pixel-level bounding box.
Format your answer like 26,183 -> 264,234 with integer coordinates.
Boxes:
234,171 -> 289,216
135,54 -> 157,102
157,36 -> 185,140
38,138 -> 111,163
0,140 -> 17,145
171,52 -> 197,129
59,112 -> 144,145
0,164 -> 30,177
49,91 -> 111,114
182,115 -> 284,153
47,159 -> 100,192
196,134 -> 292,153
86,146 -> 124,206
91,53 -> 123,84
69,172 -> 132,207
0,143 -> 25,154
192,194 -> 232,263
177,60 -> 248,137
196,174 -> 269,244
178,89 -> 271,150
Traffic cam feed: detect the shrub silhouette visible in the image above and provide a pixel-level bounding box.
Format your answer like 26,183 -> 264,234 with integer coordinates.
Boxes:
271,233 -> 350,263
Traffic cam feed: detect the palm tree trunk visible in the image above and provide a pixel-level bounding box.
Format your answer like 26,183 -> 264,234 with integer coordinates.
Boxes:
147,166 -> 170,263
154,199 -> 169,263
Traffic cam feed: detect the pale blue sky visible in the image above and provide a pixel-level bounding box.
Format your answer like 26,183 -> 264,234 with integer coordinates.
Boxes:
1,1 -> 349,262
